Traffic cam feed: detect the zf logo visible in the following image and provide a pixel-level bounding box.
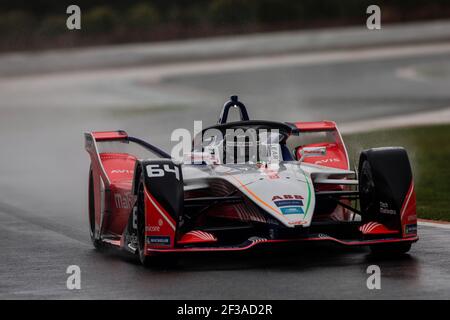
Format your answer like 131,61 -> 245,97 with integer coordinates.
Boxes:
147,164 -> 180,180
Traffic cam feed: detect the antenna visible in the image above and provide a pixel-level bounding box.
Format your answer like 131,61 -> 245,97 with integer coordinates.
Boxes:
217,95 -> 250,124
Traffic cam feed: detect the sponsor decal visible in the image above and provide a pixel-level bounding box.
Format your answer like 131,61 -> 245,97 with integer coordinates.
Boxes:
114,193 -> 134,209
379,201 -> 396,215
146,226 -> 160,232
272,195 -> 303,201
405,224 -> 417,235
274,200 -> 304,207
147,163 -> 180,180
315,158 -> 340,165
280,207 -> 304,215
272,195 -> 305,215
288,220 -> 307,225
146,236 -> 171,246
146,219 -> 164,232
111,169 -> 134,174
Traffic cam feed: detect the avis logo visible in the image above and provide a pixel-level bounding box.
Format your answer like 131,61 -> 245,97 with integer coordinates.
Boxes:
315,158 -> 340,165
111,169 -> 134,174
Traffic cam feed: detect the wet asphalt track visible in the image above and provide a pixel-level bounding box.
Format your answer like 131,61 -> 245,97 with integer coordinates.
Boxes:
0,41 -> 450,299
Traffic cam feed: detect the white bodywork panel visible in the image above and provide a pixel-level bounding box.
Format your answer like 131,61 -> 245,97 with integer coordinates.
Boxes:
182,161 -> 355,228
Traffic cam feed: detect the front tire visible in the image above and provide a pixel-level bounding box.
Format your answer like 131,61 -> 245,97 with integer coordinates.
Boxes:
358,147 -> 413,230
359,160 -> 377,223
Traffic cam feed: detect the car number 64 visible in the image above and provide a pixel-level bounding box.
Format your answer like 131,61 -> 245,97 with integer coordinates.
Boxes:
147,164 -> 180,180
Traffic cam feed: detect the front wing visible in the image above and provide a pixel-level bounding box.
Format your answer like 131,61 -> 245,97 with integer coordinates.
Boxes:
143,234 -> 418,254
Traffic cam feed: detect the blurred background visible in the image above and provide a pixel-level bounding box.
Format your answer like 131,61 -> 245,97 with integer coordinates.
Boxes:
1,0 -> 450,51
1,0 -> 450,299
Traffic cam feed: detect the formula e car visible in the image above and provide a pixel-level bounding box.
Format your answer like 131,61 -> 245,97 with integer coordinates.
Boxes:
85,96 -> 418,266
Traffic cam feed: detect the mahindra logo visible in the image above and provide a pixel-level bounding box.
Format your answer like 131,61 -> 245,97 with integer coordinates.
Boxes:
114,193 -> 134,209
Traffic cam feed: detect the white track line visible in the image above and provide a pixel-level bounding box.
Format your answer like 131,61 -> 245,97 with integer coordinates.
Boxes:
418,221 -> 450,229
5,43 -> 450,85
340,107 -> 450,134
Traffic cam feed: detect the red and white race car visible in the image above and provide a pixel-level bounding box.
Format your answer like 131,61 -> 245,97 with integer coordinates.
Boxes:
85,96 -> 418,266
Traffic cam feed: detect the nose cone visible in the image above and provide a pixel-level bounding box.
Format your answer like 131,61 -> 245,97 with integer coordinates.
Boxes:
224,164 -> 314,228
245,176 -> 314,227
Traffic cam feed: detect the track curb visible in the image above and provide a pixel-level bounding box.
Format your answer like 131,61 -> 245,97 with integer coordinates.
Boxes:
418,219 -> 450,229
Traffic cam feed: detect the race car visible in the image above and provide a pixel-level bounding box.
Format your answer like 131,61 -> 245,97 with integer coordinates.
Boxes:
85,95 -> 418,266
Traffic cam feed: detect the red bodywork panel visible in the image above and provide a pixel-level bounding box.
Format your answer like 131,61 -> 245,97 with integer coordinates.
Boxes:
178,230 -> 218,245
295,121 -> 337,131
100,153 -> 136,236
292,121 -> 350,219
359,222 -> 399,235
144,188 -> 177,250
92,130 -> 128,141
85,131 -> 136,238
293,121 -> 349,170
297,142 -> 349,170
400,182 -> 417,238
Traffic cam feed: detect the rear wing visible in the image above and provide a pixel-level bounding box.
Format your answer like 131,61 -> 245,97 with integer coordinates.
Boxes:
84,131 -> 122,187
84,130 -> 171,239
294,121 -> 337,132
90,130 -> 128,142
85,130 -> 171,183
84,131 -> 129,240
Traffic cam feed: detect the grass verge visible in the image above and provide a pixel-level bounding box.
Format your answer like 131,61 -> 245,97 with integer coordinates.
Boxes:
343,124 -> 450,221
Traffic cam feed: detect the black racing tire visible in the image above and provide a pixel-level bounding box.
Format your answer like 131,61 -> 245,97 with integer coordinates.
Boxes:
358,160 -> 378,222
88,168 -> 104,250
370,242 -> 412,256
358,147 -> 413,230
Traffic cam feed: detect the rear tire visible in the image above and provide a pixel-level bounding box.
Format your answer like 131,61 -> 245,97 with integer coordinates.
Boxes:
136,180 -> 152,267
88,168 -> 103,250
